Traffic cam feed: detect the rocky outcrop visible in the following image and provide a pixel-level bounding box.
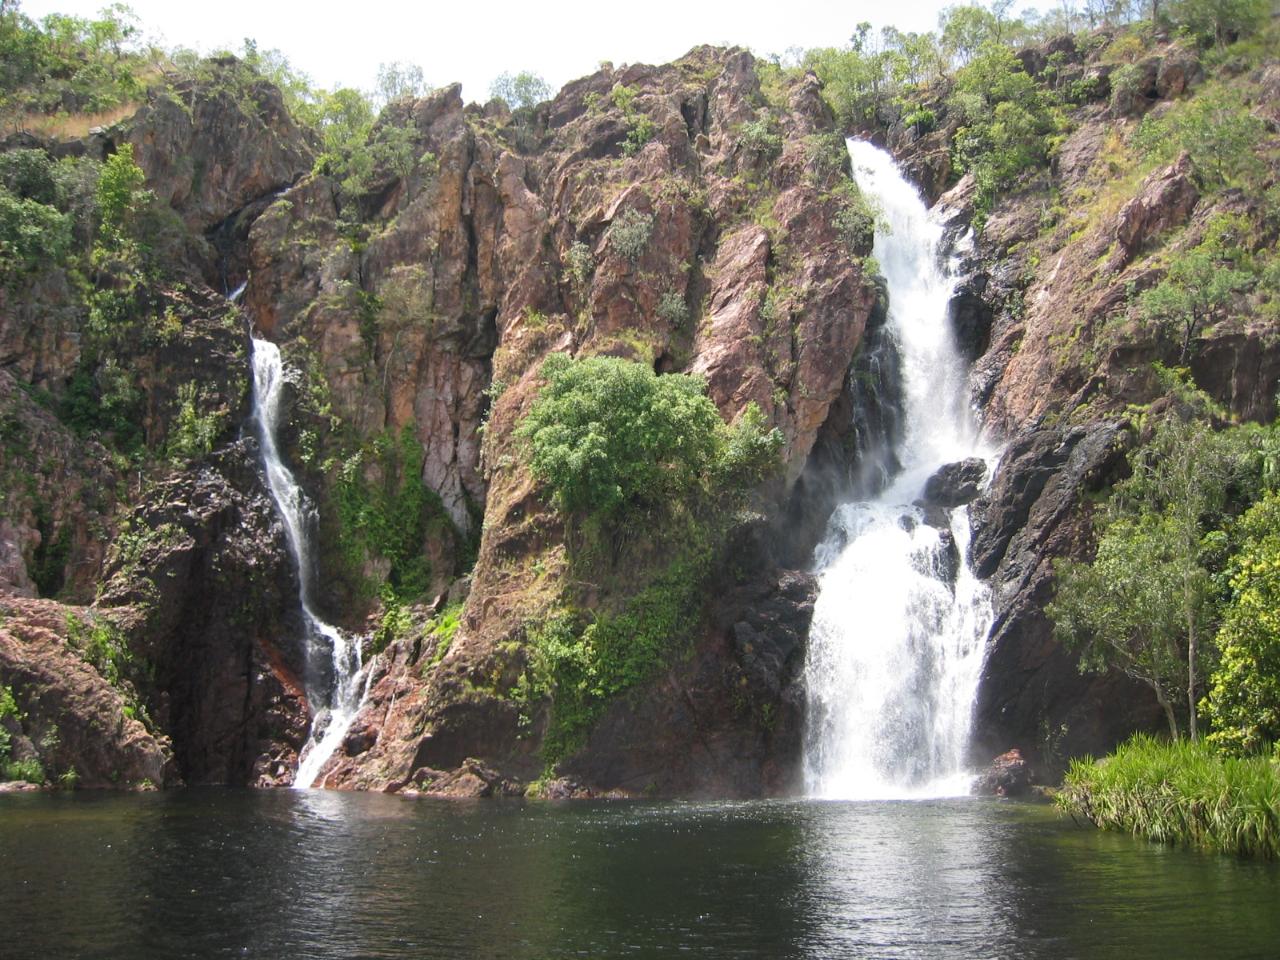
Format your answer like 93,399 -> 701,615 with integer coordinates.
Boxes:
240,46 -> 877,794
96,444 -> 309,786
121,57 -> 313,235
0,597 -> 174,788
967,420 -> 1165,777
1105,152 -> 1198,272
922,458 -> 988,508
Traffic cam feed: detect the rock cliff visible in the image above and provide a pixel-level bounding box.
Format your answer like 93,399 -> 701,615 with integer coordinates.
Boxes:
2,27 -> 1277,794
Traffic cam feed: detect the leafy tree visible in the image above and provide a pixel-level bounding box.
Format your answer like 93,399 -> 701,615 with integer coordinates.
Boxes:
949,41 -> 1062,228
0,186 -> 71,279
489,70 -> 551,110
516,354 -> 781,521
95,142 -> 149,253
374,60 -> 428,107
1168,0 -> 1270,47
1137,214 -> 1255,362
1134,88 -> 1266,188
1202,493 -> 1280,755
1051,512 -> 1202,737
1051,401 -> 1271,739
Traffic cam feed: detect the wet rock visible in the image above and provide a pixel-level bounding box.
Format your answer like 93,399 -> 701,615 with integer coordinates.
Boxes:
923,458 -> 988,508
972,748 -> 1032,797
949,271 -> 994,362
967,421 -> 1165,779
96,443 -> 309,786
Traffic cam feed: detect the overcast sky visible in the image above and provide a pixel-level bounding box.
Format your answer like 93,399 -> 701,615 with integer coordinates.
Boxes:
21,0 -> 1059,104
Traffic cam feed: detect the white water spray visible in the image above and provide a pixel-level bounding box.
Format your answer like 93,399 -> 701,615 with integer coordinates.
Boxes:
803,141 -> 995,800
251,338 -> 363,789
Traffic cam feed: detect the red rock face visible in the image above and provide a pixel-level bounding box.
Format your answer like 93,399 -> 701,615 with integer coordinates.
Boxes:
238,47 -> 878,794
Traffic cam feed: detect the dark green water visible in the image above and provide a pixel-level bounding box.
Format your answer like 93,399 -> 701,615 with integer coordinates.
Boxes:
1,790 -> 1277,959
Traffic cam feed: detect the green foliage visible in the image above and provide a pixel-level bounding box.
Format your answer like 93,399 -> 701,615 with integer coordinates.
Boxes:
517,355 -> 783,538
310,87 -> 377,197
165,382 -> 223,463
490,70 -> 551,110
64,611 -> 134,690
519,548 -> 713,768
371,586 -> 414,656
655,289 -> 689,328
1167,0 -> 1270,47
0,1 -> 147,123
608,207 -> 653,263
1052,390 -> 1277,738
1137,214 -> 1255,361
94,143 -> 150,255
374,60 -> 428,107
517,354 -> 725,517
0,186 -> 71,281
1057,734 -> 1280,858
1202,493 -> 1280,755
0,683 -> 16,763
828,180 -> 879,256
739,118 -> 783,159
333,424 -> 448,602
949,42 -> 1063,230
566,240 -> 593,286
1133,87 -> 1266,188
609,83 -> 655,157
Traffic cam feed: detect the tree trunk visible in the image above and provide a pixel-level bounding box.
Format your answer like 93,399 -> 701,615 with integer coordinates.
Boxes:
1186,601 -> 1199,741
1152,681 -> 1179,739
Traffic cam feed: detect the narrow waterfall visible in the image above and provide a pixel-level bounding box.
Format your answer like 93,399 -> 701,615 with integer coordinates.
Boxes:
250,338 -> 363,789
803,141 -> 995,800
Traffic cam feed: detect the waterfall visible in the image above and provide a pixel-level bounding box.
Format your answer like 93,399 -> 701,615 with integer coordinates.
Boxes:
250,338 -> 363,789
802,141 -> 995,800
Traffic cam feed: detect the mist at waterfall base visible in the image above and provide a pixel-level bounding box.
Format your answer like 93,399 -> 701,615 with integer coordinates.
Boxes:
251,339 -> 365,789
803,141 -> 996,801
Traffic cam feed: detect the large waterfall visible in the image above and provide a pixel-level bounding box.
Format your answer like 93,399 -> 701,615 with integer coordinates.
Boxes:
803,142 -> 995,800
251,338 -> 363,789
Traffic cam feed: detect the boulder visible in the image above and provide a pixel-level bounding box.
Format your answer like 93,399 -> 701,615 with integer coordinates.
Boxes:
972,748 -> 1032,797
923,458 -> 988,507
1106,152 -> 1198,272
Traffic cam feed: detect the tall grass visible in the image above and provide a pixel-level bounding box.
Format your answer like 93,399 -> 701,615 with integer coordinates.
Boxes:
1057,734 -> 1280,858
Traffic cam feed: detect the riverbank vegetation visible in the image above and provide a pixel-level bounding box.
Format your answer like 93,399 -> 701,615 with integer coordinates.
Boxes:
1051,377 -> 1280,853
1058,735 -> 1280,858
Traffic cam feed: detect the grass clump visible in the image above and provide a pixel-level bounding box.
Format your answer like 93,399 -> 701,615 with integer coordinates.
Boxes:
1058,734 -> 1280,858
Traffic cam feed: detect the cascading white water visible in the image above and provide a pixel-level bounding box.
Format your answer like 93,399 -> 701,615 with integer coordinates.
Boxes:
803,141 -> 995,801
251,338 -> 363,789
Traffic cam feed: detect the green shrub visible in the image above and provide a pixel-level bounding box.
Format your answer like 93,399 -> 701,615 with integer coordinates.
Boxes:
1133,88 -> 1266,188
1202,493 -> 1280,755
740,118 -> 783,159
655,289 -> 689,327
519,549 -> 713,767
0,187 -> 72,280
517,354 -> 783,526
608,208 -> 654,263
333,423 -> 450,602
1058,734 -> 1280,858
948,42 -> 1063,230
566,241 -> 593,286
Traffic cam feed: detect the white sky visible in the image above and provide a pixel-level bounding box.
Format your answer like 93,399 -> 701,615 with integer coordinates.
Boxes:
20,0 -> 1058,104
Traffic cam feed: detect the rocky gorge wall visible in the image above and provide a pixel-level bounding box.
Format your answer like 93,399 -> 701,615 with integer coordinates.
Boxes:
2,29 -> 1278,795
